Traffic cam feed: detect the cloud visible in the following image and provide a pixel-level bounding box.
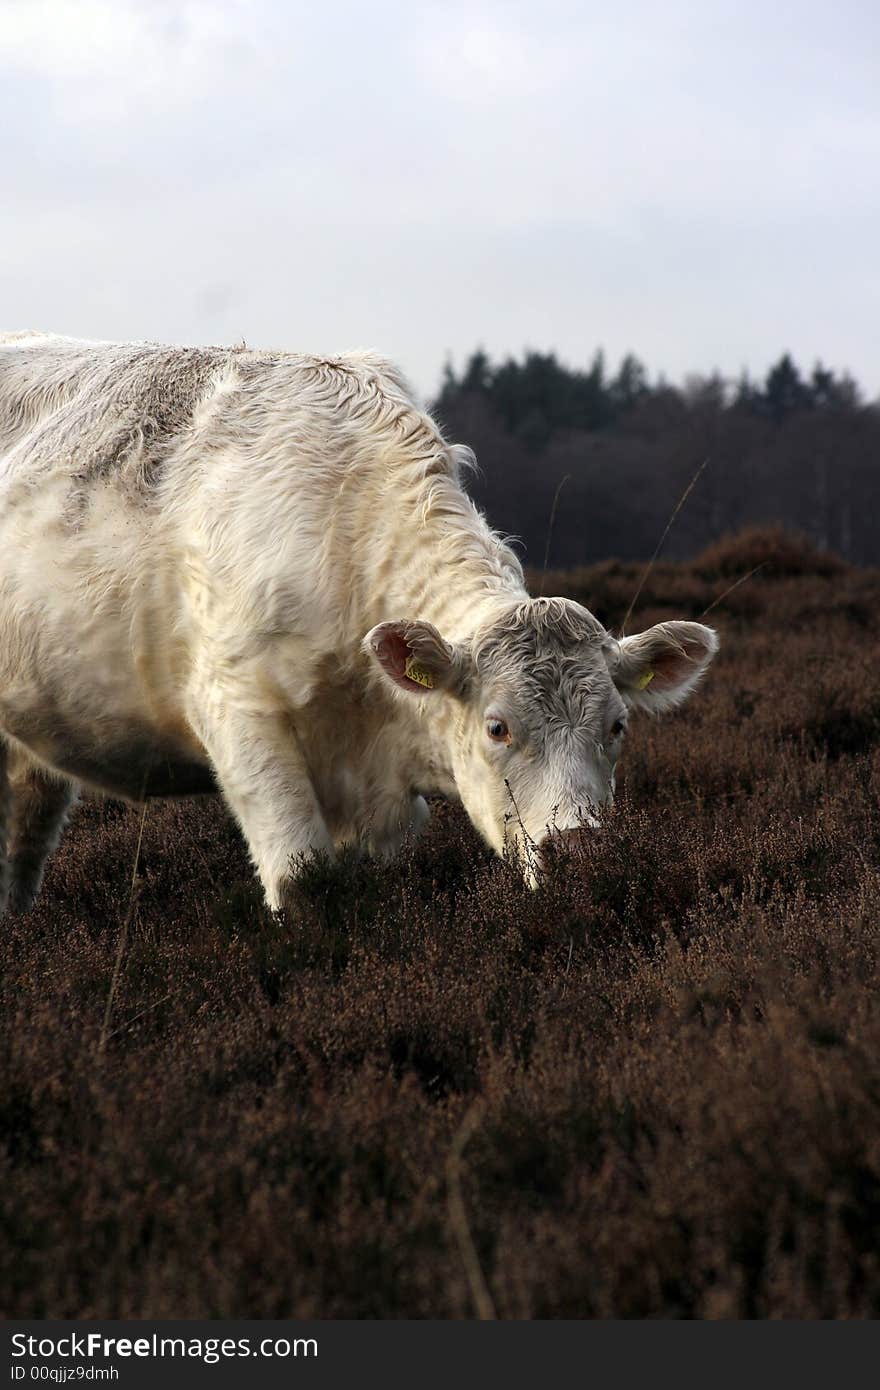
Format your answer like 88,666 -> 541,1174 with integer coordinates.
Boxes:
1,0 -> 878,395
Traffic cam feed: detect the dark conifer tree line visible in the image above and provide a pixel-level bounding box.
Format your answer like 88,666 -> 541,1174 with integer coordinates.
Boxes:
433,350 -> 878,566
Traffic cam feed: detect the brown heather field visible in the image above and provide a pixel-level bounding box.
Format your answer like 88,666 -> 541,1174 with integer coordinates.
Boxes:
2,529 -> 880,1320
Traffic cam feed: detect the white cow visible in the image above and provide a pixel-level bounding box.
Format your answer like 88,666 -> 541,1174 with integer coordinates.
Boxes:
0,333 -> 718,915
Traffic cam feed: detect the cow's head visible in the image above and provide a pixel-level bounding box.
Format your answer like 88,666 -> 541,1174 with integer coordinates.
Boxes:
364,598 -> 718,879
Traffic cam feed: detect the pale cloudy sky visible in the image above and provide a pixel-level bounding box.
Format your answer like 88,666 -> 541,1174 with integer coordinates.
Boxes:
2,0 -> 878,397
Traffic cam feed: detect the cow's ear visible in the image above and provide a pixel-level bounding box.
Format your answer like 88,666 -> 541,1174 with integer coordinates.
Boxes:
608,621 -> 719,713
363,620 -> 469,696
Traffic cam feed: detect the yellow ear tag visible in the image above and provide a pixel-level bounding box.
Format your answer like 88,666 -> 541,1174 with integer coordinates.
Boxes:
636,669 -> 655,690
405,657 -> 436,689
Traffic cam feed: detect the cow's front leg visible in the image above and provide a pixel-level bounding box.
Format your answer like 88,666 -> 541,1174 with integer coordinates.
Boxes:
189,697 -> 333,911
369,792 -> 431,860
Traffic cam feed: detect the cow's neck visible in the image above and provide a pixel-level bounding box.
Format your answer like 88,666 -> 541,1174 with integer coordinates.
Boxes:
376,478 -> 528,644
373,486 -> 529,796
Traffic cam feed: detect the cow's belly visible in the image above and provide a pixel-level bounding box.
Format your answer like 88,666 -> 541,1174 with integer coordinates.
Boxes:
0,614 -> 208,799
0,705 -> 214,801
0,469 -> 209,797
62,736 -> 216,800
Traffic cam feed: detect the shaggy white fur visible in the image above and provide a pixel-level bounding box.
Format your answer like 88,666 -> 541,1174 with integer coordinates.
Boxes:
0,333 -> 719,910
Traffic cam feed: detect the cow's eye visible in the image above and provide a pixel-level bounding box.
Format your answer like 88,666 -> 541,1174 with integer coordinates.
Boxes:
610,719 -> 625,740
487,718 -> 510,743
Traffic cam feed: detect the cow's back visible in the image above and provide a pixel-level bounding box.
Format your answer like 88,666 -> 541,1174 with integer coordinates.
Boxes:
0,334 -> 240,496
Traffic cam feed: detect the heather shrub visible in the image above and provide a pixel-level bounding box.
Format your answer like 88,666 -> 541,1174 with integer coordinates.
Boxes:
694,525 -> 846,578
1,541 -> 879,1318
